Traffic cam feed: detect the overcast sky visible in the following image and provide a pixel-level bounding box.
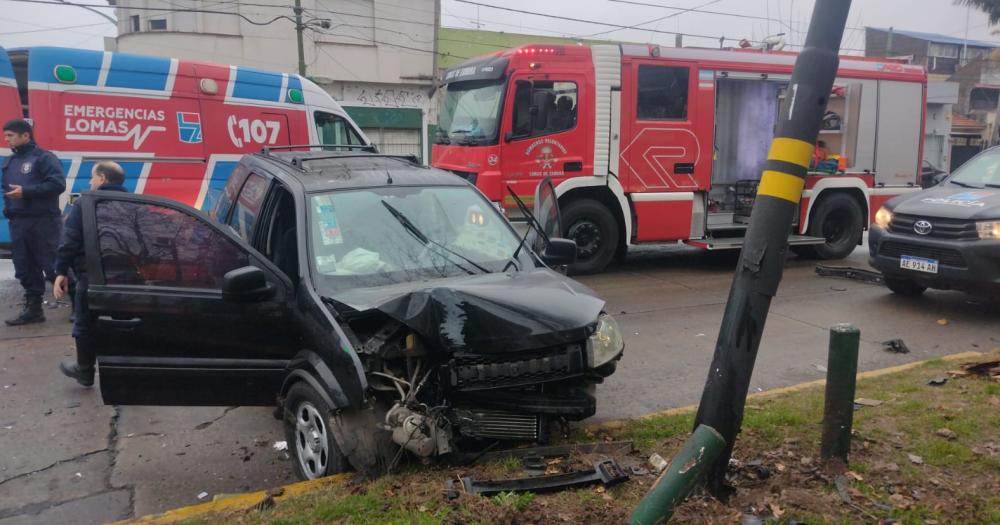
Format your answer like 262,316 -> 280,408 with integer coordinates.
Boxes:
2,0 -> 998,55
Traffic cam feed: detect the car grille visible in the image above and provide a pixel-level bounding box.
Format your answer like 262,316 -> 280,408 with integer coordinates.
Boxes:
445,344 -> 585,391
889,214 -> 978,240
879,241 -> 967,268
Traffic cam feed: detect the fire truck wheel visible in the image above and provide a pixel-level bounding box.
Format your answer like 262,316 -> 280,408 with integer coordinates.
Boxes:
562,199 -> 620,275
802,193 -> 864,260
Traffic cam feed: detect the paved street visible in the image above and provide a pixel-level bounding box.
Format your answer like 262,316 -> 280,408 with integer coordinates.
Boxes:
1,245 -> 997,523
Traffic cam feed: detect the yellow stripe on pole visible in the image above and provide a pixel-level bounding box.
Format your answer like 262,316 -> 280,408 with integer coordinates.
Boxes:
768,137 -> 814,168
758,170 -> 806,203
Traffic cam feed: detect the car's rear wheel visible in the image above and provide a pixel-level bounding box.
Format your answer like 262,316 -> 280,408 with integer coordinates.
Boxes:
798,193 -> 864,259
284,382 -> 348,480
562,199 -> 619,275
885,277 -> 927,297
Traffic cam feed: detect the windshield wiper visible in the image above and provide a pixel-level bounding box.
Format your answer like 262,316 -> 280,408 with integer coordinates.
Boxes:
380,200 -> 488,275
949,180 -> 983,188
501,186 -> 551,273
984,183 -> 1000,189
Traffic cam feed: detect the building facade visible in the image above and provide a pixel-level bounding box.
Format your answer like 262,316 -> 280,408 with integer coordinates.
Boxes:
109,0 -> 439,161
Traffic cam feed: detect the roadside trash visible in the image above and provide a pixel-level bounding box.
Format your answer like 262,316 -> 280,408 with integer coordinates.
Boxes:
272,441 -> 288,451
854,398 -> 884,407
197,491 -> 209,500
741,514 -> 764,525
936,318 -> 949,326
882,339 -> 910,354
935,428 -> 957,440
834,475 -> 852,504
815,364 -> 828,372
648,453 -> 668,474
846,471 -> 863,481
814,265 -> 884,285
628,466 -> 650,476
927,377 -> 948,386
948,357 -> 1000,382
907,454 -> 923,465
74,472 -> 82,478
445,459 -> 629,498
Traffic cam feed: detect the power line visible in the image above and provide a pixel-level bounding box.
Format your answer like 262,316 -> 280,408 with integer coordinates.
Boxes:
586,0 -> 723,38
452,0 -> 756,45
607,0 -> 863,32
1,21 -> 110,34
7,0 -> 300,26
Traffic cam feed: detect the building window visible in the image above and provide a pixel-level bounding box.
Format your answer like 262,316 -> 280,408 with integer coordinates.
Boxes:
637,65 -> 690,120
970,88 -> 999,111
148,19 -> 167,31
130,15 -> 140,32
928,43 -> 959,59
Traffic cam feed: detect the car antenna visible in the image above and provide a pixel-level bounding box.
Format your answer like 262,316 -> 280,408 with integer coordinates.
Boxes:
386,170 -> 393,185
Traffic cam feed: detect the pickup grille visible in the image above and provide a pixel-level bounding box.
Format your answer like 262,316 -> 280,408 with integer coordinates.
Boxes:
879,241 -> 967,268
889,214 -> 978,240
445,344 -> 585,391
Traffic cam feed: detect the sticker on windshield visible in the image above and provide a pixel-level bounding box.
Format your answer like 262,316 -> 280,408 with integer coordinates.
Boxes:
319,219 -> 343,245
920,191 -> 995,208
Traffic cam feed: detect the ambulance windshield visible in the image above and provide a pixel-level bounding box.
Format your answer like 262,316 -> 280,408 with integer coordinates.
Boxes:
436,80 -> 505,146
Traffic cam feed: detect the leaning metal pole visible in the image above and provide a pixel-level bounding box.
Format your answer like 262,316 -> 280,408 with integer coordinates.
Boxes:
693,0 -> 852,497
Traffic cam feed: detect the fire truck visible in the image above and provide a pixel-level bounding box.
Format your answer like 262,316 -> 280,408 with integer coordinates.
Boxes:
0,46 -> 369,245
432,44 -> 927,273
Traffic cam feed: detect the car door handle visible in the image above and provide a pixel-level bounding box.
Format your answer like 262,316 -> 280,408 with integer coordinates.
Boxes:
674,162 -> 695,174
564,161 -> 583,172
98,316 -> 142,328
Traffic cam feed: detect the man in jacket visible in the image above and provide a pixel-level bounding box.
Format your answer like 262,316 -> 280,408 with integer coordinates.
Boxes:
54,161 -> 128,386
3,119 -> 66,325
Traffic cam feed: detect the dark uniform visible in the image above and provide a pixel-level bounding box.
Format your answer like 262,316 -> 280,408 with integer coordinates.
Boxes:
2,141 -> 66,325
56,182 -> 127,380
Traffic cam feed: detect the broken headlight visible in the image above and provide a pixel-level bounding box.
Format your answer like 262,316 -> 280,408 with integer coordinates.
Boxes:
587,313 -> 624,368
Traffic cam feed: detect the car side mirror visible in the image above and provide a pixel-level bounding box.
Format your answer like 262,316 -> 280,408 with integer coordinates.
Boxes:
222,266 -> 276,302
541,237 -> 577,267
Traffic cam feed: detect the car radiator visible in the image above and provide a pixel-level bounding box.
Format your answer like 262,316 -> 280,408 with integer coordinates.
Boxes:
452,408 -> 542,441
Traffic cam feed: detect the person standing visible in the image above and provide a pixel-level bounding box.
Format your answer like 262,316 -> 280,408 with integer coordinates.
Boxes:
55,161 -> 128,386
3,119 -> 66,326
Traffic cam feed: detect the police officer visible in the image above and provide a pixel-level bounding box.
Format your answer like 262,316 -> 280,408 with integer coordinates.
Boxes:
2,119 -> 66,326
55,161 -> 128,386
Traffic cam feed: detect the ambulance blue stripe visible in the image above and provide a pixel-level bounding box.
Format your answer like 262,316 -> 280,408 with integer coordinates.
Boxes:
200,161 -> 239,211
232,67 -> 282,102
286,75 -> 302,101
0,58 -> 14,80
28,47 -> 102,85
105,53 -> 171,91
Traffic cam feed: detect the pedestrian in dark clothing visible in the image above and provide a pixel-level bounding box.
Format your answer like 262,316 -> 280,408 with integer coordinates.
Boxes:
3,119 -> 66,325
55,161 -> 127,387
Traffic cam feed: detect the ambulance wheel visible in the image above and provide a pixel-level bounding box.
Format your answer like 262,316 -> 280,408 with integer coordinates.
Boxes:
284,382 -> 348,481
801,193 -> 864,260
563,199 -> 619,275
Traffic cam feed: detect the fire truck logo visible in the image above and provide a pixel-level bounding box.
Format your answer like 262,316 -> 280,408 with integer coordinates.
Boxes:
536,146 -> 556,169
177,112 -> 203,144
487,153 -> 499,166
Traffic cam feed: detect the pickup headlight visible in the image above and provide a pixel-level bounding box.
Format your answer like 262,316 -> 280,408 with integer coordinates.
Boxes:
874,206 -> 893,230
976,220 -> 1000,239
587,313 -> 624,368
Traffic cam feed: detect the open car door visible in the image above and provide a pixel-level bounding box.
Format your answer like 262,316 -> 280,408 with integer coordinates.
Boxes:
80,191 -> 299,406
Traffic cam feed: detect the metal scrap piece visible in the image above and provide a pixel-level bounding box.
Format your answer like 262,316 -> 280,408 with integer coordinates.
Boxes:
447,459 -> 629,497
815,265 -> 885,285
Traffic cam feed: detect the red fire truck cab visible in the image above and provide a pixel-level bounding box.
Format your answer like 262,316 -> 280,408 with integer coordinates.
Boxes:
432,43 -> 927,273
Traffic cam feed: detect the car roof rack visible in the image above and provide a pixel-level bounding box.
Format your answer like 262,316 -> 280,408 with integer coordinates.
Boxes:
258,145 -> 421,170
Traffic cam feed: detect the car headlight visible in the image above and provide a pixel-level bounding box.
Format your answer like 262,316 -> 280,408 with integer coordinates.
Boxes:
874,206 -> 893,230
976,220 -> 1000,239
587,313 -> 624,368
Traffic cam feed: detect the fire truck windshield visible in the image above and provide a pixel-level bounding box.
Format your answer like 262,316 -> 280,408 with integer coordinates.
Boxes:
437,79 -> 505,146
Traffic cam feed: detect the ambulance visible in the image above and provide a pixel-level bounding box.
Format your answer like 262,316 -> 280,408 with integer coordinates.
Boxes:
432,44 -> 928,273
0,46 -> 370,245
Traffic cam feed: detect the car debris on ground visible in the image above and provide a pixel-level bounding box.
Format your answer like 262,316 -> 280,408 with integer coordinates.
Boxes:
881,339 -> 910,354
814,265 -> 885,285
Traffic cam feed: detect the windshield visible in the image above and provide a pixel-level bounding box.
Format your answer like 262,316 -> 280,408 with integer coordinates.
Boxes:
308,185 -> 534,296
949,149 -> 1000,188
436,80 -> 505,145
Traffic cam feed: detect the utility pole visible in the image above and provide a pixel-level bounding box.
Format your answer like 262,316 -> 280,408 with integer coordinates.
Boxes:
295,0 -> 306,76
692,0 -> 851,497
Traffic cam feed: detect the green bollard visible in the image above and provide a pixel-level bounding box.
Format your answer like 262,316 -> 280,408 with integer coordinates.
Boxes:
630,424 -> 726,525
820,323 -> 861,462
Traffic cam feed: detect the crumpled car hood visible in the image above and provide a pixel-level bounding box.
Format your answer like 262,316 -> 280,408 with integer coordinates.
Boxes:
333,268 -> 606,354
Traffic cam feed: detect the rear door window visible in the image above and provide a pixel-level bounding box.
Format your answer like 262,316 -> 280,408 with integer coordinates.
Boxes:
227,173 -> 269,242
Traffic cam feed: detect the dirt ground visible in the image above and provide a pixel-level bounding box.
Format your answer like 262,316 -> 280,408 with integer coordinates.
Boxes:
178,353 -> 1000,525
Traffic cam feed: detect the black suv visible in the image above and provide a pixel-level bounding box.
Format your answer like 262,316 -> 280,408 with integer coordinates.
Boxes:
869,147 -> 1000,296
77,150 -> 624,480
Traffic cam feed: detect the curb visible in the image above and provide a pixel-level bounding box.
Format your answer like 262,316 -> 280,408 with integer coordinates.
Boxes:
118,351 -> 983,524
586,350 -> 984,431
116,474 -> 350,524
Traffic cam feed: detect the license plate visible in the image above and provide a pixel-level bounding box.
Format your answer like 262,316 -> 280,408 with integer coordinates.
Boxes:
900,255 -> 938,274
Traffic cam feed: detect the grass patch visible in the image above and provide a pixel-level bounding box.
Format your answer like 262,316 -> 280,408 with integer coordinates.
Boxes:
169,352 -> 999,525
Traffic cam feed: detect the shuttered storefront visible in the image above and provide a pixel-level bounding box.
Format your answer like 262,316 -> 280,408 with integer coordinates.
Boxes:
342,107 -> 424,161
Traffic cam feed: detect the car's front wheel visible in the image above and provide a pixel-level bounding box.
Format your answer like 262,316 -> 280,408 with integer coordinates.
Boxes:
284,382 -> 349,480
885,277 -> 927,297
